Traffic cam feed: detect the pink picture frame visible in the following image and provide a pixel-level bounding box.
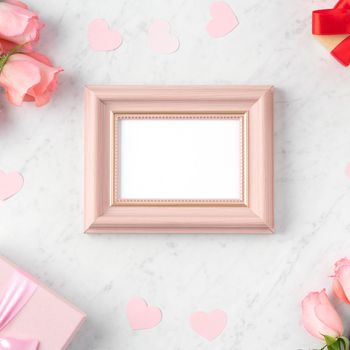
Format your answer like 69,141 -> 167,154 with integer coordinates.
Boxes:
84,85 -> 274,234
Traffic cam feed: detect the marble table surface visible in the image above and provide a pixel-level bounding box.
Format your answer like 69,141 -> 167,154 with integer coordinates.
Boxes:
1,0 -> 350,349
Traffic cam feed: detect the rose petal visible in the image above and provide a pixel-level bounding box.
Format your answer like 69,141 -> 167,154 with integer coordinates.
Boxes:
302,292 -> 331,339
0,59 -> 41,106
335,258 -> 350,274
5,0 -> 28,9
336,266 -> 350,303
0,3 -> 43,46
315,290 -> 343,336
26,51 -> 53,66
333,278 -> 350,304
0,3 -> 33,37
0,38 -> 16,54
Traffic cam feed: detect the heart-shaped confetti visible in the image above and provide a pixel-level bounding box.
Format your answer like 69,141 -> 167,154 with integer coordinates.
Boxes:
88,19 -> 122,51
127,298 -> 162,330
148,20 -> 179,54
0,171 -> 24,201
207,1 -> 239,38
190,309 -> 227,341
346,162 -> 350,178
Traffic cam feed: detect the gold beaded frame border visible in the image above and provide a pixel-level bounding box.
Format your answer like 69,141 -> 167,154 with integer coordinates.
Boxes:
110,112 -> 249,207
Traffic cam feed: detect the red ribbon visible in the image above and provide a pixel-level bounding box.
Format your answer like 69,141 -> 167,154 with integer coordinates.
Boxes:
312,0 -> 350,66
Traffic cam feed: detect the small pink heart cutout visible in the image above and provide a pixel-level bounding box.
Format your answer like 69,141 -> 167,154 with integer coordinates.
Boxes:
148,20 -> 179,54
127,298 -> 162,330
190,309 -> 227,341
0,171 -> 24,201
88,19 -> 122,51
207,1 -> 239,38
346,162 -> 350,178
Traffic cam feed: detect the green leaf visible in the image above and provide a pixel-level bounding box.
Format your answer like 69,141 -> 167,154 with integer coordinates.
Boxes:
328,340 -> 341,350
339,337 -> 350,350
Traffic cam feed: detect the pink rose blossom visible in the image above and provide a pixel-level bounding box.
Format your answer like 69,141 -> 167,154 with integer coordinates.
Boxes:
0,1 -> 44,48
301,289 -> 343,340
332,258 -> 350,304
0,52 -> 63,107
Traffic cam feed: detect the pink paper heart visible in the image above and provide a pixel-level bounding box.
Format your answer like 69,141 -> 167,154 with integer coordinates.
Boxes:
207,1 -> 239,38
346,162 -> 350,178
88,19 -> 122,51
148,20 -> 179,54
190,309 -> 227,341
127,298 -> 162,330
0,171 -> 24,201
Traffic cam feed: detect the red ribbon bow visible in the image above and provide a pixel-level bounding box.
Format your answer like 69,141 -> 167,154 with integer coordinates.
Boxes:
312,0 -> 350,66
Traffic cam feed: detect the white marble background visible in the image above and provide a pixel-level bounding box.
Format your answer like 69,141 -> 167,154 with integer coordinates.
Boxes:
1,0 -> 350,349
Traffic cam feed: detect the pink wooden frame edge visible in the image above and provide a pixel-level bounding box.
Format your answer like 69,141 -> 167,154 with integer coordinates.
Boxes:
84,85 -> 274,234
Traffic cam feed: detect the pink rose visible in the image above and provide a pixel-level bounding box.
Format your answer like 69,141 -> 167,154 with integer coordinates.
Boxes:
301,289 -> 343,340
332,258 -> 350,304
0,52 -> 63,106
0,1 -> 44,48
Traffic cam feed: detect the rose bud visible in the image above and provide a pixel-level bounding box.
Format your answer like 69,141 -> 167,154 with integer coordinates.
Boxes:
0,1 -> 44,48
0,52 -> 63,107
301,289 -> 343,340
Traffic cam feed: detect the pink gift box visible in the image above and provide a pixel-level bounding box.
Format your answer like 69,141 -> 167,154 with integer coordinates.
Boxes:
0,256 -> 86,350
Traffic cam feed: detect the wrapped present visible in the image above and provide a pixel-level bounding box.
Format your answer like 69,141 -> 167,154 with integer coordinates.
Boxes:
312,0 -> 350,66
0,256 -> 86,350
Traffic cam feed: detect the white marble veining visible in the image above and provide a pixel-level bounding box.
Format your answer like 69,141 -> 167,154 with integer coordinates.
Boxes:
1,0 -> 350,349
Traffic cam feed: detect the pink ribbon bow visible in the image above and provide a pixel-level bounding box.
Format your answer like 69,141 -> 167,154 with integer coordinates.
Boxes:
0,271 -> 39,350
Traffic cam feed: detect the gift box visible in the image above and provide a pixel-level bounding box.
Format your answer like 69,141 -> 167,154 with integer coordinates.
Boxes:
314,34 -> 350,64
312,0 -> 350,66
0,256 -> 86,350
